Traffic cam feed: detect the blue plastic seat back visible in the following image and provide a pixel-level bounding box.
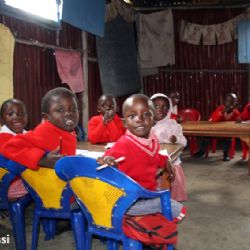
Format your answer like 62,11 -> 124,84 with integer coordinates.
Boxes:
55,155 -> 172,236
0,155 -> 17,209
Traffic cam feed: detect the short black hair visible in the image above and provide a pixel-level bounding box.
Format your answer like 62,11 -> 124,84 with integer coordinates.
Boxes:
41,87 -> 78,113
0,98 -> 26,118
122,94 -> 155,116
98,94 -> 116,106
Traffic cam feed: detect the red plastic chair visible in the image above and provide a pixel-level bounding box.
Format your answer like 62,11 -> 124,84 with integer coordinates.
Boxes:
178,109 -> 201,123
178,109 -> 201,155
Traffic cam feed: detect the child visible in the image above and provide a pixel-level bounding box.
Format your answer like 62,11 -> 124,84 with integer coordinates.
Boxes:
88,94 -> 125,144
0,98 -> 29,199
97,94 -> 185,220
0,99 -> 29,229
169,91 -> 180,121
151,93 -> 187,202
1,87 -> 79,169
194,93 -> 240,161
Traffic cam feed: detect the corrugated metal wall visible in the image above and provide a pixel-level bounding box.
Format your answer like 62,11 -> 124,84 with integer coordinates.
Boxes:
0,15 -> 82,129
143,9 -> 249,119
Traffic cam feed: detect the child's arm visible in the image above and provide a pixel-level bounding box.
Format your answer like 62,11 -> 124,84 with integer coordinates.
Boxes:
210,106 -> 227,121
39,146 -> 65,168
97,156 -> 118,167
103,110 -> 115,125
165,161 -> 175,182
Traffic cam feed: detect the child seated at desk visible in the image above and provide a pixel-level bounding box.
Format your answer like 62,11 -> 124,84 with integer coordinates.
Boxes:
194,93 -> 240,161
1,87 -> 79,169
97,94 -> 185,220
0,99 -> 29,199
151,93 -> 187,202
88,94 -> 125,144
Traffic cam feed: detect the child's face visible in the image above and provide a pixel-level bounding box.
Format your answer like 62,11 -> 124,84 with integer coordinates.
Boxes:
44,95 -> 79,132
153,97 -> 168,121
98,96 -> 116,117
1,102 -> 28,134
170,92 -> 180,106
124,98 -> 154,138
224,94 -> 237,110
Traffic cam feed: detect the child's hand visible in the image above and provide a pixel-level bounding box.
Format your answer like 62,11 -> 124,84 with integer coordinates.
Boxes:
176,115 -> 183,124
46,146 -> 65,161
169,135 -> 177,144
97,156 -> 118,167
165,162 -> 175,182
103,110 -> 115,124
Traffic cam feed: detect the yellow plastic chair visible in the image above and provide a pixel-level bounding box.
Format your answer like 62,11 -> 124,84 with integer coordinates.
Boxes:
7,160 -> 79,250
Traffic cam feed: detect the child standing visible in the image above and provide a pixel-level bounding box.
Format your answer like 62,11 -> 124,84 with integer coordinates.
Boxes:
1,87 -> 79,169
151,93 -> 187,202
88,94 -> 125,144
97,94 -> 185,220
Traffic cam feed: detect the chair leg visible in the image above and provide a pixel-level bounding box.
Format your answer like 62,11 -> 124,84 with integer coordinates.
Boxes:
42,218 -> 56,240
31,211 -> 40,250
123,236 -> 142,250
167,244 -> 174,250
107,239 -> 119,250
9,202 -> 26,250
211,138 -> 217,153
71,210 -> 88,250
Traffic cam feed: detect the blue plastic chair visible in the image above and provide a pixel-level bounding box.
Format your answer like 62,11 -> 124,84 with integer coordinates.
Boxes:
0,155 -> 32,250
7,159 -> 82,250
55,156 -> 174,250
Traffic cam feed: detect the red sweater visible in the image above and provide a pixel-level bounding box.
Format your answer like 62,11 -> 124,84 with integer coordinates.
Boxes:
104,134 -> 167,191
209,105 -> 240,122
1,121 -> 76,170
240,103 -> 250,121
88,114 -> 125,144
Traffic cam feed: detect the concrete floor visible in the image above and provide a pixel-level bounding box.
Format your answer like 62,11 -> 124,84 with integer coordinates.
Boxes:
1,149 -> 250,250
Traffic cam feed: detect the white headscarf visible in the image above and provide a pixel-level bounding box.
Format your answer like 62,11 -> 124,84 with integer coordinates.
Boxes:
150,93 -> 173,119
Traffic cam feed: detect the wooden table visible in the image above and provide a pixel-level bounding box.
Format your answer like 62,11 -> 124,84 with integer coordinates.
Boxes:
77,141 -> 184,160
181,121 -> 250,175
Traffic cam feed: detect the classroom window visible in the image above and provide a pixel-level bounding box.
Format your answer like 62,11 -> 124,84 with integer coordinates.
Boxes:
0,0 -> 62,29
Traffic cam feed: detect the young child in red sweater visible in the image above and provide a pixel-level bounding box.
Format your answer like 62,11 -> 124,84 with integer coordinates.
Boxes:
1,87 -> 79,169
88,94 -> 125,144
194,93 -> 240,161
97,94 -> 185,220
0,99 -> 29,199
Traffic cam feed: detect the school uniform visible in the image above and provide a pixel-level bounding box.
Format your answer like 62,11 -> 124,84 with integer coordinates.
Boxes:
1,121 -> 76,170
88,114 -> 125,144
0,125 -> 28,199
104,130 -> 185,219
